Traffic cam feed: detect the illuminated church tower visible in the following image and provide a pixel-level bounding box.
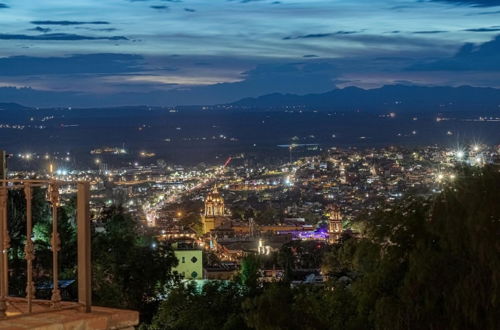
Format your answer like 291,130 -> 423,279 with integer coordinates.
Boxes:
202,186 -> 225,234
328,205 -> 343,243
339,163 -> 347,184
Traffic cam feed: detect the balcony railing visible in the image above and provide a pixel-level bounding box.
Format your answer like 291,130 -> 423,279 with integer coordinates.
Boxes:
0,179 -> 91,319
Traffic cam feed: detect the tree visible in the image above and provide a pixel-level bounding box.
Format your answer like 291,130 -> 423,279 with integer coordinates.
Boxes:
320,166 -> 500,330
92,206 -> 178,323
238,254 -> 261,295
178,212 -> 203,235
243,284 -> 297,330
148,281 -> 249,330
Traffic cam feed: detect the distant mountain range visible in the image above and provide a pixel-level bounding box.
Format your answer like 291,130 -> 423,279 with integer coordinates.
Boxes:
1,85 -> 500,114
231,85 -> 500,113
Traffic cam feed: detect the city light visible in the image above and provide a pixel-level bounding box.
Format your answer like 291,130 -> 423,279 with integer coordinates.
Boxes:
56,169 -> 68,176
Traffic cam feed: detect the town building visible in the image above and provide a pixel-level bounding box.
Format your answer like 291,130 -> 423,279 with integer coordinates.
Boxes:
171,240 -> 204,280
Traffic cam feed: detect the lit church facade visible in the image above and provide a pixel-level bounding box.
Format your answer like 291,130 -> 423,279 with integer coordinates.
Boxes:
328,205 -> 343,243
202,186 -> 227,234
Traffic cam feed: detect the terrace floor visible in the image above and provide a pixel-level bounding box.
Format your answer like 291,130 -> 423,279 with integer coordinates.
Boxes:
0,300 -> 138,329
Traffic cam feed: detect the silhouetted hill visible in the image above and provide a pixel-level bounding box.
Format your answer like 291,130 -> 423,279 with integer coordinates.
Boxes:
231,85 -> 500,112
0,102 -> 31,111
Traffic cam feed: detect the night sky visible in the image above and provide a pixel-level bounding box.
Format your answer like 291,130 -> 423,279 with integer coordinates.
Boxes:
0,0 -> 499,106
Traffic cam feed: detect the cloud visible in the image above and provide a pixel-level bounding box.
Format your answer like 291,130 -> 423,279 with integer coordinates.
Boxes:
409,35 -> 500,70
283,31 -> 359,40
231,62 -> 338,96
75,27 -> 119,32
284,33 -> 332,40
29,26 -> 52,33
463,27 -> 500,32
150,5 -> 169,10
30,20 -> 110,25
412,30 -> 448,34
0,54 -> 144,76
229,0 -> 265,3
0,33 -> 127,41
0,3 -> 9,9
0,61 -> 340,106
428,0 -> 500,7
470,10 -> 500,15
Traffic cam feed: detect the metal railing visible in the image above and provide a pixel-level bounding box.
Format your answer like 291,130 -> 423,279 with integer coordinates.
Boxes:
0,179 -> 91,318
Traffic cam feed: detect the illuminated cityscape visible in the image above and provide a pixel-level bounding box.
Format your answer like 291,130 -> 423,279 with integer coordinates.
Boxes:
2,143 -> 498,264
0,0 -> 499,329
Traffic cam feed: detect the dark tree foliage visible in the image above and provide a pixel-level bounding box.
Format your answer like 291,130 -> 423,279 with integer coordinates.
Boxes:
148,281 -> 249,330
238,254 -> 261,295
6,187 -> 58,296
320,165 -> 500,330
92,206 -> 178,323
243,284 -> 297,330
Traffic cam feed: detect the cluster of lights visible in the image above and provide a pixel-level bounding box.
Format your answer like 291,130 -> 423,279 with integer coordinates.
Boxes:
55,169 -> 68,176
436,173 -> 457,183
454,145 -> 483,162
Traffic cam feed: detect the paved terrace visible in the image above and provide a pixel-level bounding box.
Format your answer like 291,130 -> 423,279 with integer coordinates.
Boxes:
0,301 -> 138,329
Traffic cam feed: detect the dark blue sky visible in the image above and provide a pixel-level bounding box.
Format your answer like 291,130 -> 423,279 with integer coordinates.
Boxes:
0,0 -> 499,106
